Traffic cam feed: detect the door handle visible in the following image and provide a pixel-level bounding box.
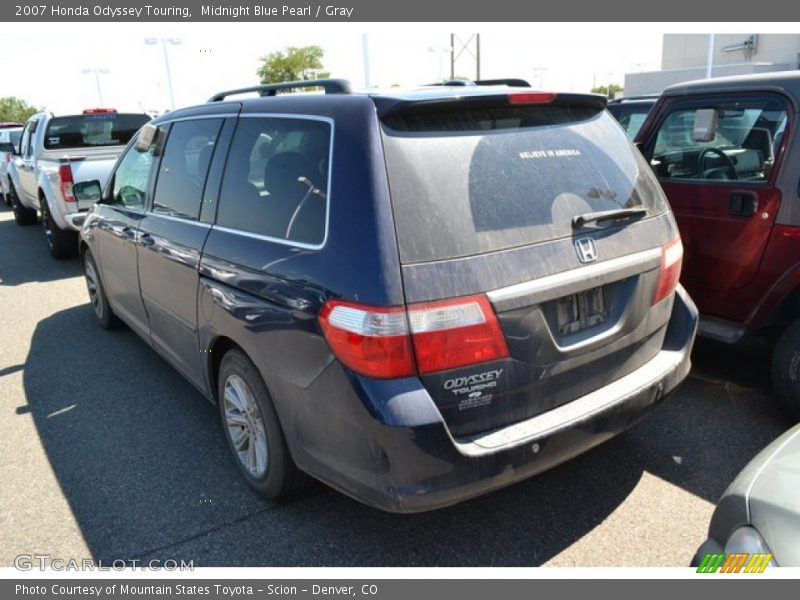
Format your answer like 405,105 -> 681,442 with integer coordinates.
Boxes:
728,191 -> 758,217
121,226 -> 135,240
139,232 -> 155,247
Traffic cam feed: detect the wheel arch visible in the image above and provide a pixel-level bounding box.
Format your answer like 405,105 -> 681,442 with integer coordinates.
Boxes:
760,285 -> 800,338
206,335 -> 240,404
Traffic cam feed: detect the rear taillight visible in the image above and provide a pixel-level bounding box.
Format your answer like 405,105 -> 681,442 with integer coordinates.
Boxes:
407,296 -> 509,374
319,294 -> 510,379
652,238 -> 683,305
318,301 -> 415,378
58,164 -> 75,202
507,92 -> 556,105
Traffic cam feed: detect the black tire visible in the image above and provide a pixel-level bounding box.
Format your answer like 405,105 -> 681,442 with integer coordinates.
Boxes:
41,202 -> 78,259
82,249 -> 121,329
10,183 -> 36,225
218,349 -> 310,500
771,320 -> 800,421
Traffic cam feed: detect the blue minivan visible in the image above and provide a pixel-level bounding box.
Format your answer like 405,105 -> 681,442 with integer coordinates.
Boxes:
74,79 -> 698,512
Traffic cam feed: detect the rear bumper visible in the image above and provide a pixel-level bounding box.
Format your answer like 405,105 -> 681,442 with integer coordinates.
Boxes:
294,286 -> 698,513
63,211 -> 88,232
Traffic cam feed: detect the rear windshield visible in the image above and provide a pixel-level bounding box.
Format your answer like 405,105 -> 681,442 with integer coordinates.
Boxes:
381,104 -> 668,264
44,113 -> 150,150
0,128 -> 21,145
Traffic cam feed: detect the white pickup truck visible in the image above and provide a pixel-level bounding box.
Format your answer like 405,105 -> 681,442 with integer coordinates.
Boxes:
7,109 -> 150,258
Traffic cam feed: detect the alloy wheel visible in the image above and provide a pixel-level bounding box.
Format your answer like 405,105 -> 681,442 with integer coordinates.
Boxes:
84,260 -> 102,319
223,374 -> 269,478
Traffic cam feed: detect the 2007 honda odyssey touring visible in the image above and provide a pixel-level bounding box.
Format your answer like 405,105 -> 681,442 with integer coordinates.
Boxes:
74,79 -> 698,512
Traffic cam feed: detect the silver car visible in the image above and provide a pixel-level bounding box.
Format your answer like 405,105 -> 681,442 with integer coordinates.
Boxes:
693,423 -> 800,568
0,126 -> 22,206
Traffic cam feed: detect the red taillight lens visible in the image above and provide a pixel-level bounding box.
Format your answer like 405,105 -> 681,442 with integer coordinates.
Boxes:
58,164 -> 75,202
408,295 -> 509,374
318,301 -> 415,379
319,295 -> 510,378
652,238 -> 683,305
508,92 -> 556,105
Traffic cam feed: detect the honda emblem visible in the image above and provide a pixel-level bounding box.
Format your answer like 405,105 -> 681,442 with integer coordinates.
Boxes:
575,238 -> 597,263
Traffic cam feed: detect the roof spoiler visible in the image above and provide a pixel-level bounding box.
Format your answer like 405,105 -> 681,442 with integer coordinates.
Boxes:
375,91 -> 607,118
209,79 -> 353,102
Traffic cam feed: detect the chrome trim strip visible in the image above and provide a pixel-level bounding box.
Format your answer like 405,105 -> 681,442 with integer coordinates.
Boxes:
157,114 -> 238,125
142,211 -> 212,228
211,224 -> 322,251
487,247 -> 662,308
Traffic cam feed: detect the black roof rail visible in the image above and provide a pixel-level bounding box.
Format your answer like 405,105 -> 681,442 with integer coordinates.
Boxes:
209,79 -> 353,102
475,78 -> 530,87
428,78 -> 531,88
607,94 -> 660,103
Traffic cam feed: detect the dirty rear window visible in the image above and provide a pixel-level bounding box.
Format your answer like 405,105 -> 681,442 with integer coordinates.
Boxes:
381,104 -> 667,264
44,113 -> 151,150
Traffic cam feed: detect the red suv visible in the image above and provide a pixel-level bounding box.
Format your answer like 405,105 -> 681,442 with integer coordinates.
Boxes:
636,71 -> 800,418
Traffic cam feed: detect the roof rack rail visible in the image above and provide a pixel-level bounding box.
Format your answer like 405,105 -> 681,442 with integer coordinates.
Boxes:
474,78 -> 530,87
429,78 -> 531,88
209,79 -> 353,102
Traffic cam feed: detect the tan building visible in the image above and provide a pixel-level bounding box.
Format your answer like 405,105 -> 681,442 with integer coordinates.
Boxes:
625,33 -> 800,96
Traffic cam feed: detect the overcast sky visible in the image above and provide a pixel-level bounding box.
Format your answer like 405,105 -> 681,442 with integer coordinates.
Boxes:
0,22 -> 792,114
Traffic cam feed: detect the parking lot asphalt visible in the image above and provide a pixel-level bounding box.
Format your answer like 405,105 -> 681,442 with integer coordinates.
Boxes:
0,203 -> 794,567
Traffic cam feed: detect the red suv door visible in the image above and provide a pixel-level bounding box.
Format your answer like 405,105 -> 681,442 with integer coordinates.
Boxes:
640,93 -> 790,321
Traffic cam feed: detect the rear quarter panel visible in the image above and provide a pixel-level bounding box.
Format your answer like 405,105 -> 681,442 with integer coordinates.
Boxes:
196,96 -> 405,457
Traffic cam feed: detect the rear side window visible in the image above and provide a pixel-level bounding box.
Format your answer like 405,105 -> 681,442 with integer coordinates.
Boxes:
0,129 -> 21,144
216,116 -> 331,246
43,113 -> 150,150
382,103 -> 667,264
152,119 -> 222,220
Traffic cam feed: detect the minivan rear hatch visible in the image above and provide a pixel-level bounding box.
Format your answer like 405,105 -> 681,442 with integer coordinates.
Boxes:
377,90 -> 680,436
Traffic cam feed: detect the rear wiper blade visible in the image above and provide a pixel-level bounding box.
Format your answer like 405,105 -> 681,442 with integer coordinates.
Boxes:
572,207 -> 647,229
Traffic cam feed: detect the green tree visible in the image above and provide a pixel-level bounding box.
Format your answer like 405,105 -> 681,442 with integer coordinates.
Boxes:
256,46 -> 330,84
591,83 -> 624,99
0,96 -> 41,123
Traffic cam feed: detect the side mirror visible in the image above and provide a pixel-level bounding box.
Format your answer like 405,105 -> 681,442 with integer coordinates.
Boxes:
73,180 -> 103,203
135,123 -> 158,152
0,142 -> 15,155
692,108 -> 718,143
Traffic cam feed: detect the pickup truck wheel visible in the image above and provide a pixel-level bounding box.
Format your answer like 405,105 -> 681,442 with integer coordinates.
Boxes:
42,203 -> 78,259
82,250 -> 120,329
10,185 -> 36,226
218,349 -> 311,500
771,320 -> 800,421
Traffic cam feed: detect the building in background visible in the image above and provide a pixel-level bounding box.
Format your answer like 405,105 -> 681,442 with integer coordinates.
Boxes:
625,34 -> 800,96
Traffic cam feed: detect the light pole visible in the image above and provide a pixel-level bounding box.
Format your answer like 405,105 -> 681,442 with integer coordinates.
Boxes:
428,45 -> 453,83
145,37 -> 182,110
531,66 -> 547,89
82,68 -> 109,105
